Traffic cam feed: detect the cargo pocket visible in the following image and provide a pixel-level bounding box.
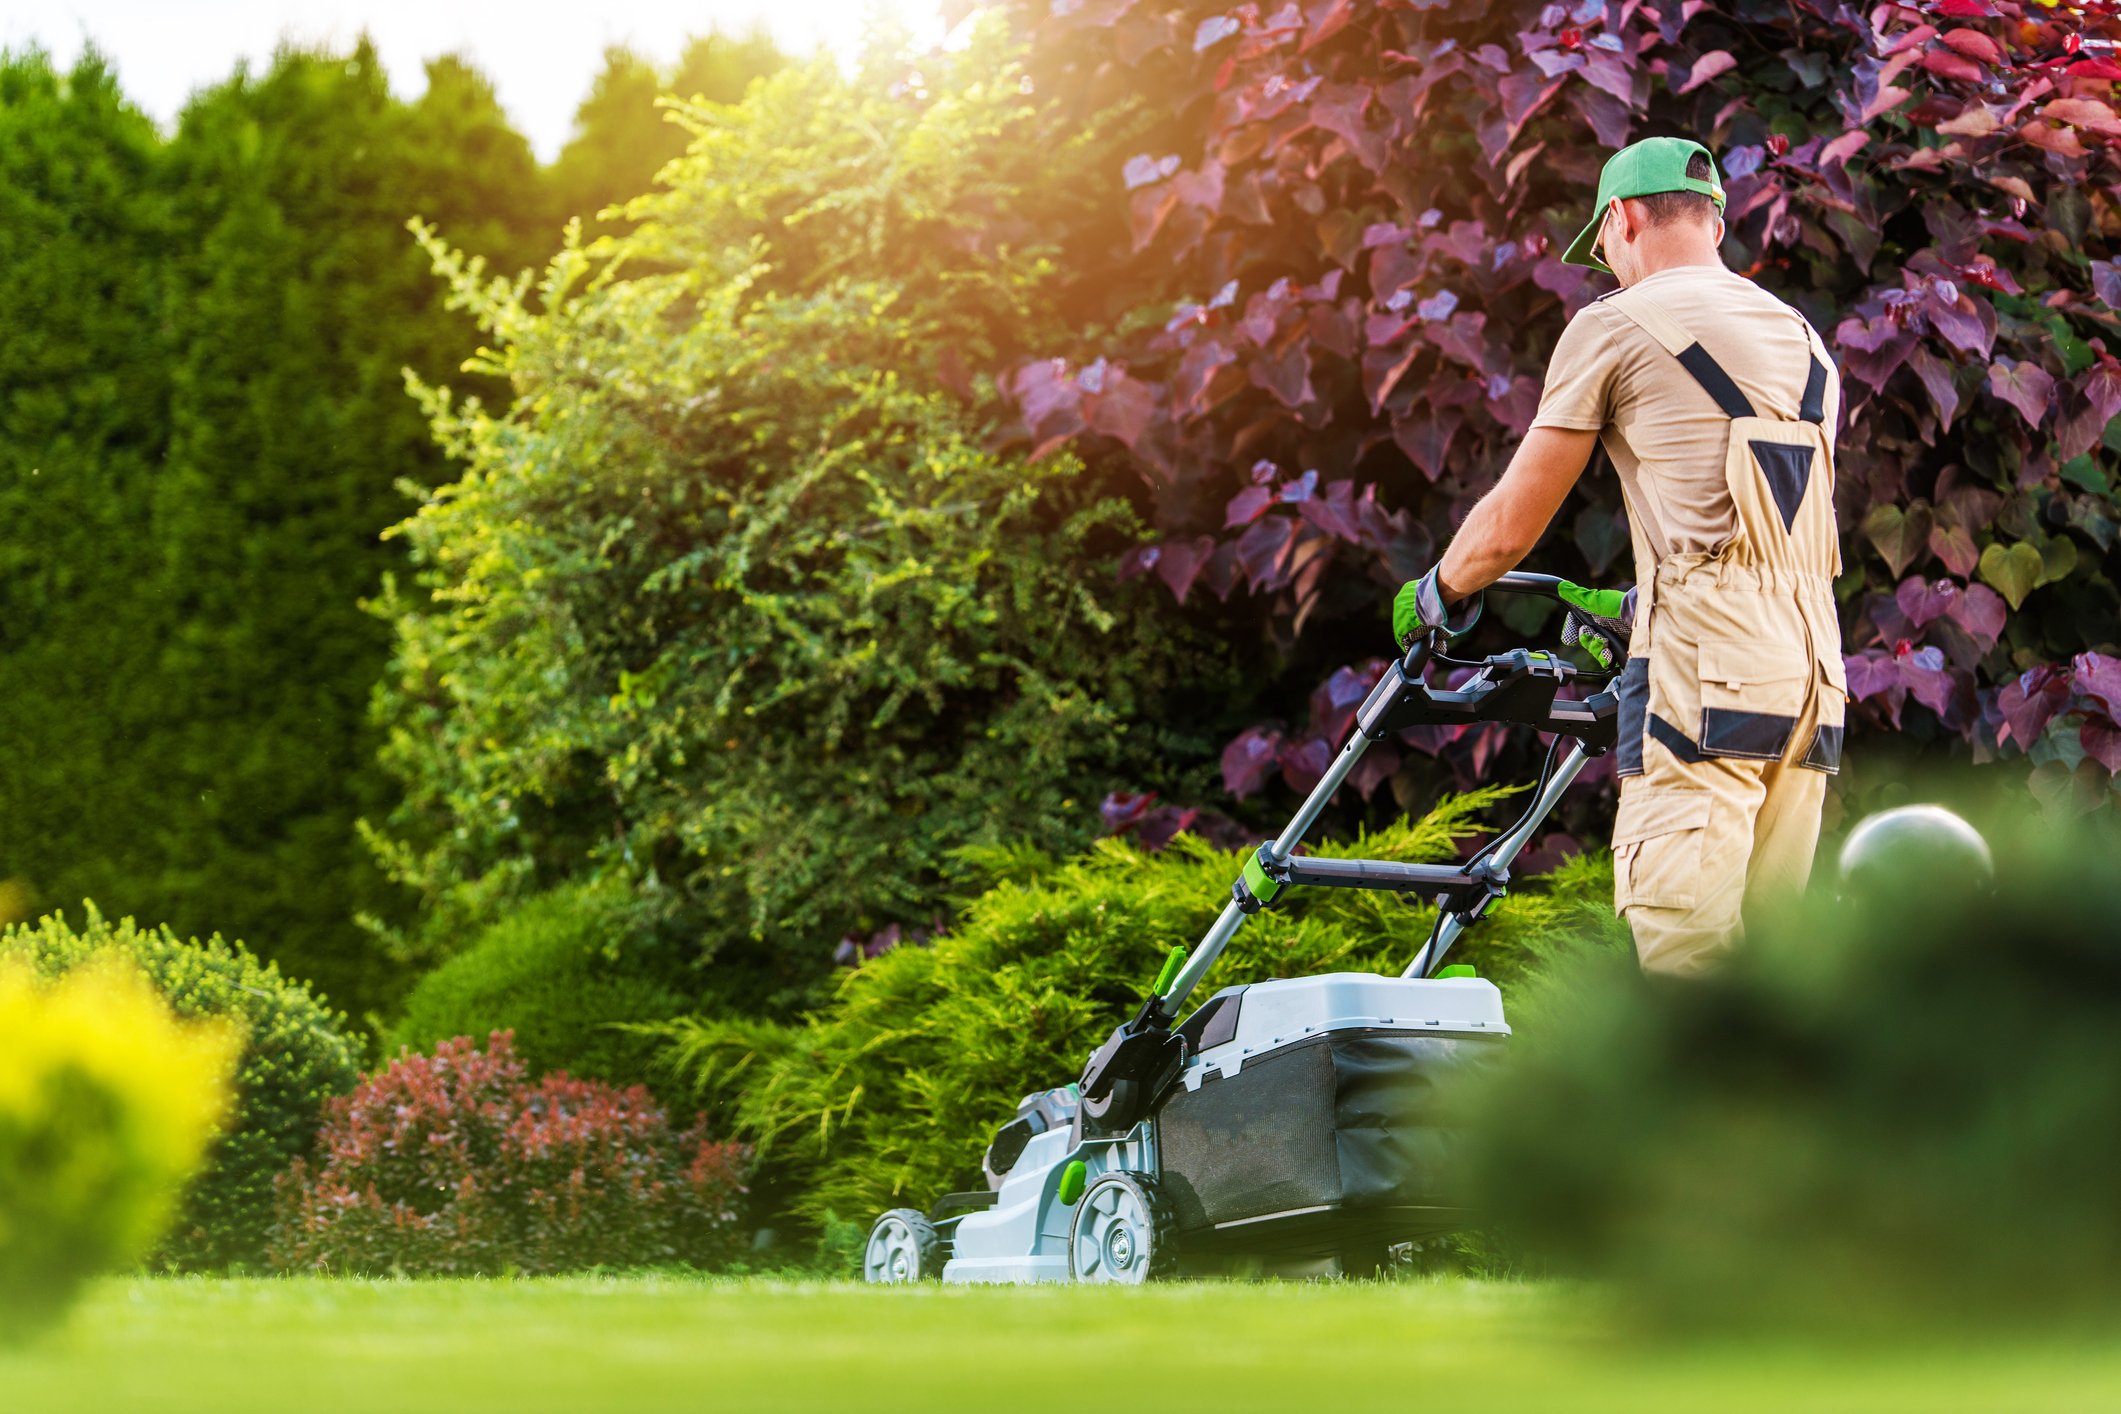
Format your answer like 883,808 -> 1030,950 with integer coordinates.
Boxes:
1800,652 -> 1848,773
1696,639 -> 1806,762
1611,788 -> 1712,912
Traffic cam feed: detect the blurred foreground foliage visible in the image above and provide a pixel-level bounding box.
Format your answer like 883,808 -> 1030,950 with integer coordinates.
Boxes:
0,955 -> 237,1335
1478,810 -> 2121,1332
654,791 -> 1625,1230
0,907 -> 359,1271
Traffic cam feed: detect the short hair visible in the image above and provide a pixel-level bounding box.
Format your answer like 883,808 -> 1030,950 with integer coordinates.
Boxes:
1634,152 -> 1717,227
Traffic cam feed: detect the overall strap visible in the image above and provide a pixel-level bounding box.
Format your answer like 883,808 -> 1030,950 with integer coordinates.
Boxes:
1604,288 -> 1831,425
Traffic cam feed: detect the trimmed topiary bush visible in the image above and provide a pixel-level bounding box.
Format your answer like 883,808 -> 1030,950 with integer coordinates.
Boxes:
386,881 -> 689,1096
0,905 -> 360,1269
270,1031 -> 749,1275
0,954 -> 239,1335
655,791 -> 1626,1230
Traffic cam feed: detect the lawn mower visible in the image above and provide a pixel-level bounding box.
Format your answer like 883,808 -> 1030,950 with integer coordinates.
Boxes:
862,573 -> 1618,1284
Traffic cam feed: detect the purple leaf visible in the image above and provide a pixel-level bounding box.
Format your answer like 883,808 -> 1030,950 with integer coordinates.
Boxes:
2091,259 -> 2121,309
1309,82 -> 1387,172
1225,484 -> 1274,528
1298,479 -> 1362,542
1895,576 -> 1955,628
1924,283 -> 1993,358
1347,745 -> 1401,801
1677,50 -> 1737,95
1279,735 -> 1335,794
1998,665 -> 2070,749
2081,360 -> 2121,427
1946,582 -> 2006,647
1907,345 -> 1960,431
1986,357 -> 2055,427
2073,651 -> 2121,720
1279,468 -> 1319,503
1154,535 -> 1217,604
1194,14 -> 1241,52
1249,340 -> 1316,408
1416,289 -> 1460,322
1123,153 -> 1181,190
1844,651 -> 1902,701
1221,724 -> 1284,798
1086,369 -> 1157,448
2083,719 -> 2121,776
1234,515 -> 1297,591
1307,662 -> 1378,740
1100,790 -> 1157,832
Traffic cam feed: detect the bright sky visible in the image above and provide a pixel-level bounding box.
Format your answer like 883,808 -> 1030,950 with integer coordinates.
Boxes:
3,1 -> 949,159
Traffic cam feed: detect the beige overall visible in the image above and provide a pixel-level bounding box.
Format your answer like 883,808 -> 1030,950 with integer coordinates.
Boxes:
1603,294 -> 1847,976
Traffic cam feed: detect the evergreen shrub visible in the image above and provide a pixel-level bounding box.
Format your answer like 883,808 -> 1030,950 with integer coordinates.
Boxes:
0,955 -> 238,1335
387,880 -> 689,1095
0,907 -> 360,1270
271,1032 -> 749,1275
655,794 -> 1625,1229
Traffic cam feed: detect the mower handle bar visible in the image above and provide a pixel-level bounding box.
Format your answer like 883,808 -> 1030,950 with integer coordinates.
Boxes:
1398,570 -> 1569,674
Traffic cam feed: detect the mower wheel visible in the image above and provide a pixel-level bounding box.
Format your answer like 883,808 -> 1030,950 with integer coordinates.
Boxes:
863,1208 -> 943,1283
1069,1172 -> 1175,1284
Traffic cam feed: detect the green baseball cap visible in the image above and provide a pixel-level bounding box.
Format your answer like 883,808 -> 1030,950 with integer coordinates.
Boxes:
1562,136 -> 1726,272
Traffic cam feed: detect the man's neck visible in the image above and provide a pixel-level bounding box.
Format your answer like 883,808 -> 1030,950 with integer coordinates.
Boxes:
1623,231 -> 1725,286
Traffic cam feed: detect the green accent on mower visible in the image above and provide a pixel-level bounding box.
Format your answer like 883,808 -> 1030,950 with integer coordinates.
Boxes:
1055,1159 -> 1087,1206
1152,944 -> 1186,997
1240,849 -> 1283,907
1436,965 -> 1478,979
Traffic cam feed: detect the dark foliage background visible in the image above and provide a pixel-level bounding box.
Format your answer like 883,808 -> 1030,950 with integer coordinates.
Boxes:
0,37 -> 782,1019
981,0 -> 2121,826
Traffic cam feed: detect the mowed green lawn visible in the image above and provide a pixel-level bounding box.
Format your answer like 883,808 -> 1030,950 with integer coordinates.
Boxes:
6,1275 -> 2120,1413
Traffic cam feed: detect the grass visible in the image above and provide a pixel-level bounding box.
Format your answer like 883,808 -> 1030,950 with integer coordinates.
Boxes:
9,1276 -> 2121,1412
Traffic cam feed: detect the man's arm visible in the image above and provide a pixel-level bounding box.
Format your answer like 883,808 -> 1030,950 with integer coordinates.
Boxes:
1434,427 -> 1601,600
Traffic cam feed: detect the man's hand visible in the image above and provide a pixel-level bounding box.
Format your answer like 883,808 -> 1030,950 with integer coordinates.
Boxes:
1558,580 -> 1635,669
1391,566 -> 1481,649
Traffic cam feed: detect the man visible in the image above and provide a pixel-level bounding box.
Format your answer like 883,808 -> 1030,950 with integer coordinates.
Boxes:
1391,136 -> 1845,976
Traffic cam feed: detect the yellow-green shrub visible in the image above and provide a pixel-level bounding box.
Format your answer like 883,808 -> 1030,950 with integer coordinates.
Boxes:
0,955 -> 238,1336
1,906 -> 361,1269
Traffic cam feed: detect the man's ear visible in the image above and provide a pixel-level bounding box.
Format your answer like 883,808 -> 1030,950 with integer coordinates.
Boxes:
1611,196 -> 1640,244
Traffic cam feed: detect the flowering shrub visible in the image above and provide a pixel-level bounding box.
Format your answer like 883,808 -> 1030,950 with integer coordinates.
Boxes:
0,956 -> 238,1335
270,1032 -> 748,1275
989,0 -> 2121,811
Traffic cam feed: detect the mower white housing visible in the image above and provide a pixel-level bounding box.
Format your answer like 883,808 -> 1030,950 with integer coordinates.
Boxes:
938,972 -> 1507,1283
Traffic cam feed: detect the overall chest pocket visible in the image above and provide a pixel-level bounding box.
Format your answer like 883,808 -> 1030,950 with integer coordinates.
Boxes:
1696,639 -> 1808,762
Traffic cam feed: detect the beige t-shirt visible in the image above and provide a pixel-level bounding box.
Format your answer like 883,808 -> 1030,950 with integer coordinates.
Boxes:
1531,264 -> 1841,580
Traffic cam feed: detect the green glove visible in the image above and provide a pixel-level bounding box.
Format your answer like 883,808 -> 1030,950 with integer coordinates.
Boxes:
1391,567 -> 1481,649
1558,580 -> 1635,670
